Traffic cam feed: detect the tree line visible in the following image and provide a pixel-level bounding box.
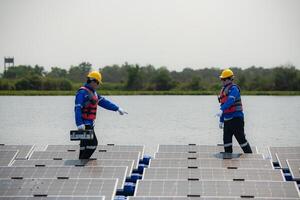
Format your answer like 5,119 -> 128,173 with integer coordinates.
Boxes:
0,62 -> 300,91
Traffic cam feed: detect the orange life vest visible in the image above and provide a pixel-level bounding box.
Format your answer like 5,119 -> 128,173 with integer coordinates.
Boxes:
79,86 -> 98,120
218,83 -> 243,114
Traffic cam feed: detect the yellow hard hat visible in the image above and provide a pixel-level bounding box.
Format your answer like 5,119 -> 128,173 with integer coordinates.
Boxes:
87,71 -> 102,83
219,69 -> 234,79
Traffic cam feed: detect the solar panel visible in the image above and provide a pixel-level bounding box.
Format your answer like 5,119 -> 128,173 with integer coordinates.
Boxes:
269,147 -> 300,163
0,151 -> 18,166
143,168 -> 284,181
128,197 -> 300,200
45,145 -> 145,159
287,159 -> 300,180
0,178 -> 117,200
149,159 -> 273,169
29,151 -> 140,168
0,166 -> 127,189
0,197 -> 104,200
158,145 -> 258,153
134,180 -> 300,198
275,153 -> 300,168
154,152 -> 264,159
11,159 -> 134,177
0,145 -> 34,160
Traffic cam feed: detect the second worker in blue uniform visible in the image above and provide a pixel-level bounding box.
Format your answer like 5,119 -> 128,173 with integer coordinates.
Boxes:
217,69 -> 252,153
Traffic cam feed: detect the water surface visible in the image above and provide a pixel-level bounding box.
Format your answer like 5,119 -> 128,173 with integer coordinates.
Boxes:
0,96 -> 299,155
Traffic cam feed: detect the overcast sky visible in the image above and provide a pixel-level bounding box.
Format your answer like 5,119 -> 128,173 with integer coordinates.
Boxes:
0,0 -> 299,72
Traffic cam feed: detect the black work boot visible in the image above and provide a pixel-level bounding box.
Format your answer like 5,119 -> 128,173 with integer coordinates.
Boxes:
242,144 -> 252,153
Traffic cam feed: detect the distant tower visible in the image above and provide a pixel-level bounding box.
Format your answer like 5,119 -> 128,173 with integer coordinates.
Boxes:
4,57 -> 14,72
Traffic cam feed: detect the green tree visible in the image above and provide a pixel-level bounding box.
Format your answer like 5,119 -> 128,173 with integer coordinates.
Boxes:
15,75 -> 43,90
187,77 -> 204,90
42,78 -> 72,90
0,79 -> 15,90
126,64 -> 144,90
3,65 -> 44,79
153,67 -> 175,91
273,66 -> 298,90
68,62 -> 92,82
47,67 -> 67,78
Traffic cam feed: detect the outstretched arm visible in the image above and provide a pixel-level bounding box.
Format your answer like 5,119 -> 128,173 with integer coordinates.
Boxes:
98,95 -> 119,111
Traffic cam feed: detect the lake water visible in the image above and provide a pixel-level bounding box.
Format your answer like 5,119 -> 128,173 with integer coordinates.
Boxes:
0,96 -> 299,156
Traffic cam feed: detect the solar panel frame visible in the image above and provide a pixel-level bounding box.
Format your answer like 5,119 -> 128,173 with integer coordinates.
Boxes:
268,147 -> 300,163
149,159 -> 274,169
157,145 -> 258,154
11,159 -> 134,177
0,178 -> 117,200
275,153 -> 300,168
142,168 -> 285,181
29,151 -> 140,168
286,159 -> 300,180
134,180 -> 300,198
0,151 -> 18,166
0,166 -> 127,189
45,144 -> 145,159
154,152 -> 264,160
0,145 -> 35,160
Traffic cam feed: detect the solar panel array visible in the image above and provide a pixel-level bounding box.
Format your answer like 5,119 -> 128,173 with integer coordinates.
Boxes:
135,180 -> 299,198
12,159 -> 134,176
0,144 -> 146,199
128,197 -> 300,200
29,151 -> 140,168
158,145 -> 258,153
0,178 -> 117,199
269,147 -> 300,163
0,151 -> 18,166
287,159 -> 300,180
0,145 -> 34,160
2,144 -> 300,199
149,158 -> 273,169
275,153 -> 300,169
143,168 -> 284,181
155,152 -> 264,159
0,198 -> 104,200
0,196 -> 105,200
0,166 -> 127,189
45,145 -> 145,159
134,144 -> 300,199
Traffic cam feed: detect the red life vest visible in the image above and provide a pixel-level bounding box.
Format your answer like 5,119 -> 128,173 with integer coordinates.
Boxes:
218,83 -> 243,114
79,86 -> 98,120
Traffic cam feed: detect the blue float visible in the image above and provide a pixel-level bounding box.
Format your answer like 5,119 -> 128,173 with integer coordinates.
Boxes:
126,173 -> 142,183
114,195 -> 126,200
141,155 -> 151,165
123,182 -> 135,196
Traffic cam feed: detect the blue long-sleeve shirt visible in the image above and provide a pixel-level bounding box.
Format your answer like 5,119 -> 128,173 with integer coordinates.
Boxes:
74,83 -> 119,126
219,84 -> 244,122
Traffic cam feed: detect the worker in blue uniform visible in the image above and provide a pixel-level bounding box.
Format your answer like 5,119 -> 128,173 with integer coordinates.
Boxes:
75,71 -> 127,159
216,69 -> 252,153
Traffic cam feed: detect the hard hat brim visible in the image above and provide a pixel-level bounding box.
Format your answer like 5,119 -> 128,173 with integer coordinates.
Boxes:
219,75 -> 233,79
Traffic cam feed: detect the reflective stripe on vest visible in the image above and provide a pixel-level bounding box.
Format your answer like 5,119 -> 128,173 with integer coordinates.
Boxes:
218,84 -> 243,114
78,86 -> 98,120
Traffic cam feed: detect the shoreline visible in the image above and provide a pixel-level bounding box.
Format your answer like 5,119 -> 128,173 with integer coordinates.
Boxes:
0,90 -> 300,96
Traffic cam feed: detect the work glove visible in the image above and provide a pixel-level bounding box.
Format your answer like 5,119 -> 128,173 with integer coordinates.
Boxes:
219,122 -> 224,129
118,107 -> 128,115
77,124 -> 85,130
215,110 -> 223,118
